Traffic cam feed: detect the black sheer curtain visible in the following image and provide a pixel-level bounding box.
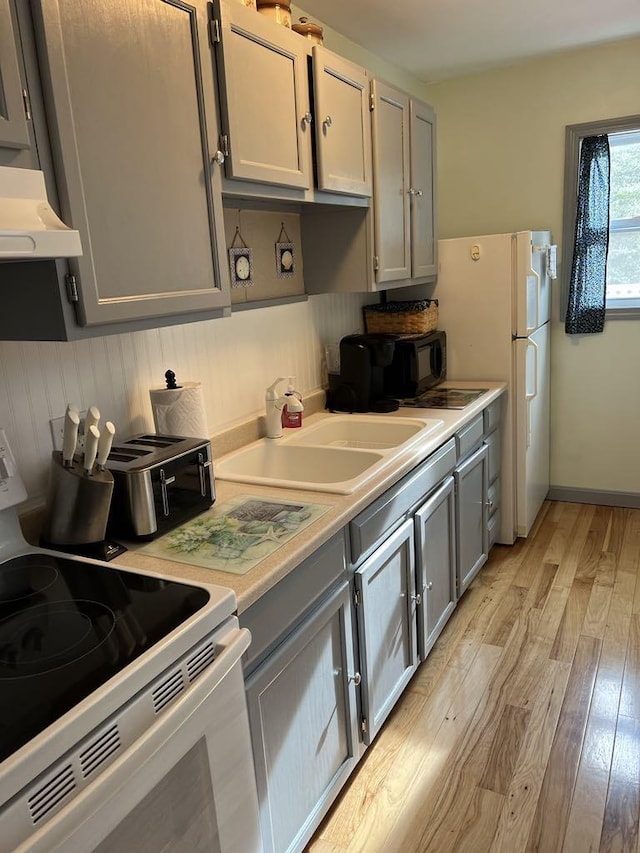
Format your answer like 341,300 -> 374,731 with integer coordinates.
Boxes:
565,134 -> 611,334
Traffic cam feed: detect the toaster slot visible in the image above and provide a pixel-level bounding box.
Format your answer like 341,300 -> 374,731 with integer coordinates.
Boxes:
125,436 -> 184,447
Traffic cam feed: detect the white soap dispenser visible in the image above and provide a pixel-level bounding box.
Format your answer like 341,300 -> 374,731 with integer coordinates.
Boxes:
282,377 -> 303,429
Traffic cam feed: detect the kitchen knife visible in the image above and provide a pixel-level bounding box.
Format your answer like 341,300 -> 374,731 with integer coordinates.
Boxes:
85,405 -> 100,432
62,409 -> 80,468
96,421 -> 115,470
84,424 -> 100,475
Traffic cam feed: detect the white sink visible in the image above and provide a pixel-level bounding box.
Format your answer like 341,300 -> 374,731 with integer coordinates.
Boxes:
215,415 -> 444,494
284,415 -> 432,449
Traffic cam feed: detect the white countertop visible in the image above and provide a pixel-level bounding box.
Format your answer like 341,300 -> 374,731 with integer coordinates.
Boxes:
113,381 -> 506,612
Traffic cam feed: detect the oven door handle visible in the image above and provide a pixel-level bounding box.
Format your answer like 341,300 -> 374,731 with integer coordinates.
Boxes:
20,625 -> 252,853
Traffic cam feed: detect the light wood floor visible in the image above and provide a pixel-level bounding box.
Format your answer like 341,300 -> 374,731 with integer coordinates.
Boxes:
307,501 -> 640,853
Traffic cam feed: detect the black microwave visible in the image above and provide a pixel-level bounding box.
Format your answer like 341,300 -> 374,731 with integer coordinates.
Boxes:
384,330 -> 447,398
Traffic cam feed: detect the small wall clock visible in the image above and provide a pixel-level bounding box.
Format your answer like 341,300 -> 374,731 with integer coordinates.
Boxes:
228,226 -> 254,288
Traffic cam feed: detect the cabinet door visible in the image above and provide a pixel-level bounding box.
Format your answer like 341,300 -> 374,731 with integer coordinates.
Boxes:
355,518 -> 417,745
409,98 -> 437,279
312,46 -> 372,197
213,0 -> 311,189
371,79 -> 411,283
33,0 -> 230,327
0,0 -> 30,150
415,475 -> 457,660
455,443 -> 489,596
245,580 -> 359,853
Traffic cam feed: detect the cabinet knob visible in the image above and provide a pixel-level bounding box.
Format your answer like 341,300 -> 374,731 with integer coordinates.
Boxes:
411,593 -> 422,606
408,187 -> 423,197
348,672 -> 361,686
212,150 -> 225,166
323,115 -> 333,128
486,499 -> 494,511
424,581 -> 433,591
302,112 -> 313,126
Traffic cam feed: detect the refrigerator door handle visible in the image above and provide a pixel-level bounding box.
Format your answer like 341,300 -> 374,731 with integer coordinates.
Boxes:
525,338 -> 539,448
526,267 -> 540,334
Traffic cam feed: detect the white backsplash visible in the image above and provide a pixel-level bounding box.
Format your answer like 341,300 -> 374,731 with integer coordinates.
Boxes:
0,293 -> 371,505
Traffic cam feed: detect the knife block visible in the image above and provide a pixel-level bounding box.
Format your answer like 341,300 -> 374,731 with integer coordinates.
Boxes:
41,451 -> 115,549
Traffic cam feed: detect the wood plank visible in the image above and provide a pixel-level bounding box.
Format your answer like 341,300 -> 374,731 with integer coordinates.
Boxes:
491,660 -> 571,853
553,503 -> 596,588
563,559 -> 635,853
483,585 -> 528,647
620,614 -> 640,719
549,578 -> 593,663
599,714 -> 640,853
543,501 -> 586,569
525,635 -> 602,852
373,644 -> 503,853
575,505 -> 613,582
479,704 -> 531,794
453,786 -> 505,853
525,560 -> 558,610
512,513 -> 558,588
582,552 -> 616,640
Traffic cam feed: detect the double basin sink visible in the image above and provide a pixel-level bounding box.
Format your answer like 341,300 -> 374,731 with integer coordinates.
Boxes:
215,415 -> 444,494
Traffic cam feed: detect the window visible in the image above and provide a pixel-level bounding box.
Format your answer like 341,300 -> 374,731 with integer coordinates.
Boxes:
607,130 -> 640,309
562,115 -> 640,319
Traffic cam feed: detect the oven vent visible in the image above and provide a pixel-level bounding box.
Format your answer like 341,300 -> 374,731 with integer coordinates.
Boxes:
79,723 -> 121,778
28,764 -> 76,825
186,641 -> 216,682
152,668 -> 185,713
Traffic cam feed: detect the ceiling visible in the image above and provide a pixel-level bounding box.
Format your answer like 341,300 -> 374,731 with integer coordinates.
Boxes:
297,0 -> 640,82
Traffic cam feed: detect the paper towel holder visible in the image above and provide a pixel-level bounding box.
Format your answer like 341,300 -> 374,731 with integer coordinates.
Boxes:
164,369 -> 181,389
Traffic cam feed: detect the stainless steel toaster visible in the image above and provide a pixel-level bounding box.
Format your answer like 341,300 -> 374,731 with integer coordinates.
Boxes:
105,434 -> 215,539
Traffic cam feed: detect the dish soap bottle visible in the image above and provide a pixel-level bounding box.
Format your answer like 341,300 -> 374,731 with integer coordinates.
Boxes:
282,377 -> 303,428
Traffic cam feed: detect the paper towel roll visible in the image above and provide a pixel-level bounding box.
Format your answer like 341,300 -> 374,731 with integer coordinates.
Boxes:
149,381 -> 209,439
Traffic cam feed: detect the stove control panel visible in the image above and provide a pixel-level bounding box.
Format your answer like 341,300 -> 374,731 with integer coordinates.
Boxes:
0,428 -> 27,509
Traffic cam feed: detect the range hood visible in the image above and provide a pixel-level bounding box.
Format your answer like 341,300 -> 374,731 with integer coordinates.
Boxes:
0,166 -> 82,260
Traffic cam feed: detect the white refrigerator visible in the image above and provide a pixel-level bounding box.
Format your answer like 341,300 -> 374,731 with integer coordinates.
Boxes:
433,230 -> 555,544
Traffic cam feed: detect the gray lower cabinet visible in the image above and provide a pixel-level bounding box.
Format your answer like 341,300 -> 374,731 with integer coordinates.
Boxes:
245,579 -> 360,853
354,518 -> 418,744
0,0 -> 30,152
455,442 -> 489,595
414,474 -> 457,659
2,0 -> 230,341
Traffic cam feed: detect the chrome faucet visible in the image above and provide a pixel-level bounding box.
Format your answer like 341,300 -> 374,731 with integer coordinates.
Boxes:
265,378 -> 303,439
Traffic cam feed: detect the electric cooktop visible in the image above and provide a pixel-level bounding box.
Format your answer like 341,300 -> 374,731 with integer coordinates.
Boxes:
0,553 -> 210,763
401,388 -> 488,409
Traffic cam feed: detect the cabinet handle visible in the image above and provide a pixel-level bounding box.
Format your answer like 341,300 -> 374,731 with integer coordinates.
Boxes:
323,115 -> 333,128
424,581 -> 433,591
302,112 -> 313,125
408,187 -> 424,197
211,150 -> 225,166
486,499 -> 494,511
411,593 -> 422,606
348,672 -> 361,686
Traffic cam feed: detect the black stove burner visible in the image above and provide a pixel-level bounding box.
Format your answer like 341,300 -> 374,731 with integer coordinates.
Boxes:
0,601 -> 115,678
0,552 -> 210,763
401,388 -> 488,409
0,556 -> 58,604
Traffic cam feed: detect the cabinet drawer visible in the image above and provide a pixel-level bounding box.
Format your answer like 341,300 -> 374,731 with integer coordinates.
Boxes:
240,530 -> 348,674
350,437 -> 456,565
483,398 -> 502,436
485,430 -> 501,485
455,415 -> 484,460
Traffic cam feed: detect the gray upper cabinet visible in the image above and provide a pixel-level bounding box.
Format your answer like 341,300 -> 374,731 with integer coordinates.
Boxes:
372,80 -> 437,284
0,0 -> 30,151
312,46 -> 372,197
29,0 -> 229,330
211,0 -> 371,201
212,0 -> 312,190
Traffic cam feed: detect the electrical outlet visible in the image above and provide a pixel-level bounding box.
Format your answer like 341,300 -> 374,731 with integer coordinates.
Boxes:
49,410 -> 88,453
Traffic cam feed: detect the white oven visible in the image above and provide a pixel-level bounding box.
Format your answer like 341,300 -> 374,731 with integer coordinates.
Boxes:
3,618 -> 261,853
0,432 -> 263,852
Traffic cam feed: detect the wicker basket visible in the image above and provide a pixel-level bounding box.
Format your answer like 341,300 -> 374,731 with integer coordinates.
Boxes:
363,299 -> 439,336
